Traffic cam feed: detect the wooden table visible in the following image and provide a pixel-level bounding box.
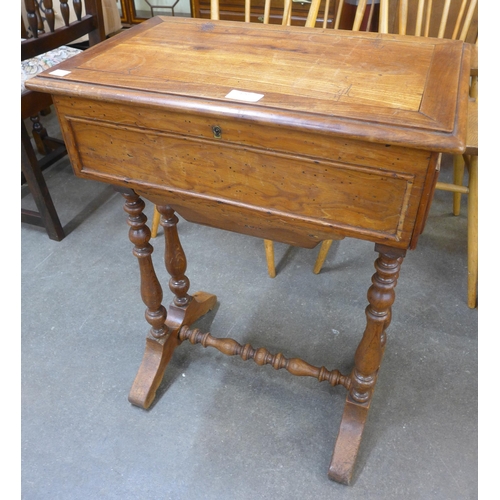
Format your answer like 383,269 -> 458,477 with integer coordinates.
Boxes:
26,16 -> 470,485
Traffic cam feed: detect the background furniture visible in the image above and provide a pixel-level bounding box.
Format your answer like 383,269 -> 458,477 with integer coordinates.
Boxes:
383,0 -> 477,42
21,0 -> 107,240
117,0 -> 188,24
190,0 -> 380,29
117,0 -> 379,26
21,0 -> 122,40
191,0 -> 333,26
378,0 -> 478,308
143,0 -> 181,17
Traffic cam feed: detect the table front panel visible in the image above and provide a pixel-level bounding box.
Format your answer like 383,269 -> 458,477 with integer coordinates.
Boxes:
56,97 -> 434,248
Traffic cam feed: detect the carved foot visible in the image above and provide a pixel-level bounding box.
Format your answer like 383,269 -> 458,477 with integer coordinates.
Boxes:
328,399 -> 370,485
129,291 -> 217,409
328,364 -> 383,485
166,290 -> 218,332
128,332 -> 180,409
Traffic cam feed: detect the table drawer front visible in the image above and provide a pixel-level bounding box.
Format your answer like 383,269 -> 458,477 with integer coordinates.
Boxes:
55,97 -> 432,176
63,115 -> 423,245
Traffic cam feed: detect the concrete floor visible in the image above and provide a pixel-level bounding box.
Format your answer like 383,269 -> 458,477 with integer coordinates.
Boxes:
21,112 -> 478,499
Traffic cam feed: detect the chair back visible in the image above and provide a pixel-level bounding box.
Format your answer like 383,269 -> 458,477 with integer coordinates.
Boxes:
379,0 -> 477,42
206,0 -> 374,30
22,0 -> 106,62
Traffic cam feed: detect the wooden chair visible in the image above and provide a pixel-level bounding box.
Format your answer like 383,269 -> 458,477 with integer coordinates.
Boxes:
21,0 -> 106,240
151,0 -> 378,277
378,0 -> 478,307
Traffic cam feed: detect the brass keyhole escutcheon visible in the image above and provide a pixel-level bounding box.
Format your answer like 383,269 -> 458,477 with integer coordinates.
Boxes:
212,125 -> 222,139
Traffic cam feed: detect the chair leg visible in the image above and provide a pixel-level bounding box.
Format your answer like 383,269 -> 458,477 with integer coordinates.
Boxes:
151,205 -> 161,238
264,239 -> 276,278
265,238 -> 334,278
30,114 -> 50,155
466,154 -> 478,308
452,154 -> 465,216
470,75 -> 478,100
313,240 -> 333,274
21,121 -> 65,241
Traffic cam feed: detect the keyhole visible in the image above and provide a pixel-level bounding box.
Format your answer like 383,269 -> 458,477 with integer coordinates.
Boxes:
212,125 -> 222,139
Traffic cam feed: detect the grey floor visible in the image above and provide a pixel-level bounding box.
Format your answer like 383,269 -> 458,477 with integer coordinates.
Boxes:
21,111 -> 478,499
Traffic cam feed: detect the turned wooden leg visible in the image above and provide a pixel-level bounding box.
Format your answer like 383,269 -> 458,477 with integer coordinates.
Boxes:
157,205 -> 217,329
328,244 -> 405,485
122,196 -> 217,409
119,189 -> 169,408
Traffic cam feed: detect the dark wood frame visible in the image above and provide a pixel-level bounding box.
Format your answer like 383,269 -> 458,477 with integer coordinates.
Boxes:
21,0 -> 106,240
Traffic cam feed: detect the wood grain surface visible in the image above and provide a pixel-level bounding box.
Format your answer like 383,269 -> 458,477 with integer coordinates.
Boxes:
26,16 -> 470,152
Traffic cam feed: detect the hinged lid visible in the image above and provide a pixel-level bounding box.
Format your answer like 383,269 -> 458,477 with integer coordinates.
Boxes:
26,16 -> 470,153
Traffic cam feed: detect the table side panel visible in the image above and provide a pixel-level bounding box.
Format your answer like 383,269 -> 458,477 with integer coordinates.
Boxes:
55,97 -> 433,248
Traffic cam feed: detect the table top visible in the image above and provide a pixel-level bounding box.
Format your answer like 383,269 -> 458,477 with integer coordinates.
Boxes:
26,16 -> 470,153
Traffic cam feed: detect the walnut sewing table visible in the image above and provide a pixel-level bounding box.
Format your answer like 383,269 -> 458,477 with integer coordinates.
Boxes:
26,16 -> 470,485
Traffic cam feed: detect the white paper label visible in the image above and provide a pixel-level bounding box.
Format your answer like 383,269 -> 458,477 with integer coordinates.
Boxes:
225,89 -> 264,103
49,69 -> 71,77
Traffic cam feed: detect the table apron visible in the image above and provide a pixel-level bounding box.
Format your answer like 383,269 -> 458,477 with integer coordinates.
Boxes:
55,97 -> 436,248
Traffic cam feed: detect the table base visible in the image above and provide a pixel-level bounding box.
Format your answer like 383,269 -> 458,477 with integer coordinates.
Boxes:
118,187 -> 405,485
